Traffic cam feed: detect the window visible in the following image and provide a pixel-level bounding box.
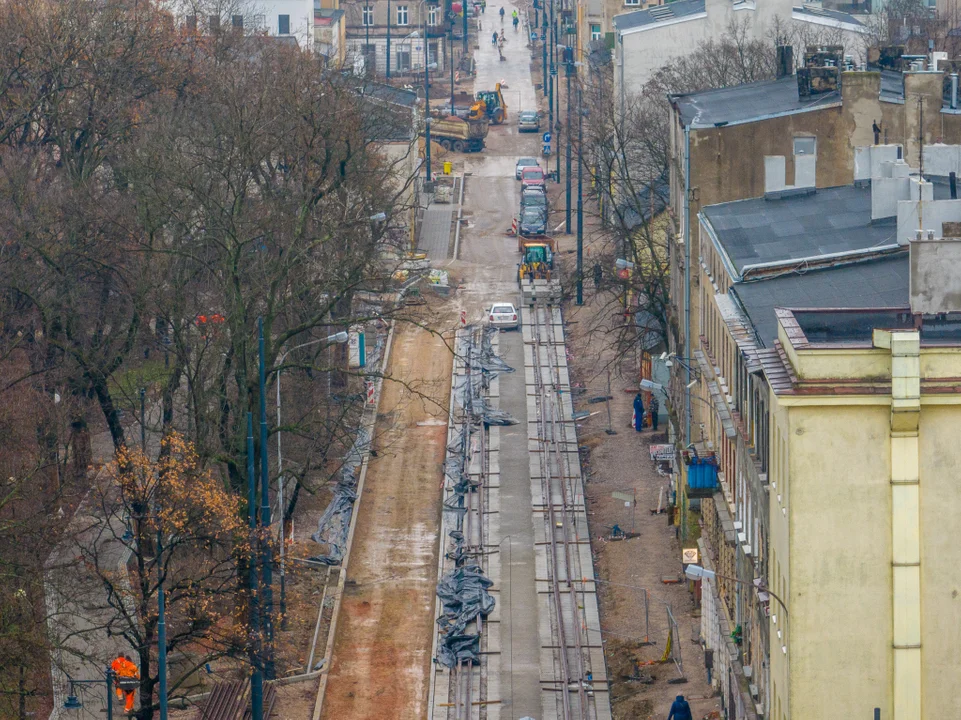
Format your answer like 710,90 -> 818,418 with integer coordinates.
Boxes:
590,23 -> 601,41
794,136 -> 816,156
208,14 -> 220,32
624,0 -> 639,5
428,6 -> 439,25
428,41 -> 438,65
363,5 -> 373,26
396,49 -> 411,70
185,14 -> 197,31
278,14 -> 290,34
232,14 -> 244,29
397,5 -> 409,25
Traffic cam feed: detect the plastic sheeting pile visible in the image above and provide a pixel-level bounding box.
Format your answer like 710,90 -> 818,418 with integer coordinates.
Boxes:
309,426 -> 371,565
436,327 -> 514,667
435,565 -> 496,667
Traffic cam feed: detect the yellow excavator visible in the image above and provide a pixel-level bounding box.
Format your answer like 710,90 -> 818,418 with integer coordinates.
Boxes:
518,240 -> 554,284
474,83 -> 507,124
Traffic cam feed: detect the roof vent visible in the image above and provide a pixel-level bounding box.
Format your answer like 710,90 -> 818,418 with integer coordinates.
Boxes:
649,5 -> 673,19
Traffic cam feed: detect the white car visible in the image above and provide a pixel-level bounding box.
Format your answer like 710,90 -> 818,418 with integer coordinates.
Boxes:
488,303 -> 519,330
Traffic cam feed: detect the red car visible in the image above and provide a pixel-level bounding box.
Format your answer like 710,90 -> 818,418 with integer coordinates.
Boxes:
520,166 -> 545,189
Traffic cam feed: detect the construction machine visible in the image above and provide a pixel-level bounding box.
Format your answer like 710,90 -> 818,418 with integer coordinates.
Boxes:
427,114 -> 489,152
518,237 -> 561,302
474,83 -> 507,124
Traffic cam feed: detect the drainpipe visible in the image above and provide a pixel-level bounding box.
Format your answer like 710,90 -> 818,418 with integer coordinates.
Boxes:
683,125 -> 691,541
872,329 -> 922,720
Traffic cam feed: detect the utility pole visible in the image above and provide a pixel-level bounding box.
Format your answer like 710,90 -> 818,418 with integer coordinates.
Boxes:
462,0 -> 467,52
247,412 -> 263,720
387,0 -> 392,79
365,2 -> 370,75
576,86 -> 583,306
424,10 -> 432,182
565,55 -> 572,233
541,0 -> 547,97
257,318 -> 274,680
450,14 -> 455,114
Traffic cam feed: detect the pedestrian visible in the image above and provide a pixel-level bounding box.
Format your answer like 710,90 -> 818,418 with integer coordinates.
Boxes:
649,394 -> 659,431
499,6 -> 505,20
632,392 -> 644,432
512,8 -> 517,18
481,0 -> 485,12
492,31 -> 498,45
873,119 -> 882,145
593,261 -> 602,289
667,694 -> 693,720
512,14 -> 519,30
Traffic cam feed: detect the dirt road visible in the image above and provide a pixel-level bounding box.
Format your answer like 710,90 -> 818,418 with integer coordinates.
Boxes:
320,322 -> 453,719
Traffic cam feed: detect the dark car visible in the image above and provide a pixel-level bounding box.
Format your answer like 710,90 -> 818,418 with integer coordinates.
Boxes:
518,110 -> 540,133
521,187 -> 548,210
519,206 -> 548,236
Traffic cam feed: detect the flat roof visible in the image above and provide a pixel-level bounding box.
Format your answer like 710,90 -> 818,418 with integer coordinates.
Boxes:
702,185 -> 899,276
671,75 -> 840,128
731,255 -> 910,347
792,5 -> 863,26
612,0 -> 704,32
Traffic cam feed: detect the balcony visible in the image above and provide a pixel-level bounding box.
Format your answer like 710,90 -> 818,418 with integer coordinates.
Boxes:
685,454 -> 719,499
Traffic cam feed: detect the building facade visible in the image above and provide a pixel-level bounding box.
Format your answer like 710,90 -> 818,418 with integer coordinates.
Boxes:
612,0 -> 868,98
341,0 -> 452,77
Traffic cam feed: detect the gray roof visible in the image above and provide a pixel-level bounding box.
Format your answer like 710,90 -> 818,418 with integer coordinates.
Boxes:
614,1 -> 861,33
671,75 -> 840,128
730,255 -> 910,347
702,185 -> 901,277
792,5 -> 863,26
613,0 -> 704,32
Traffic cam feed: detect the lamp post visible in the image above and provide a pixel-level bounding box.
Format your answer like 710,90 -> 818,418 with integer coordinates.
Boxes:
564,53 -> 573,233
257,318 -> 275,681
246,412 -> 263,720
684,564 -> 789,618
275,331 -> 349,629
420,1 -> 438,182
387,0 -> 392,79
541,4 -> 547,97
576,86 -> 584,306
63,671 -> 116,720
449,13 -> 455,114
365,2 -> 370,75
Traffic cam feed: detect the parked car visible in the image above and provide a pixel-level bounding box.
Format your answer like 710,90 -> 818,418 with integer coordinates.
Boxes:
521,187 -> 548,210
488,302 -> 519,330
519,205 -> 548,236
518,110 -> 540,132
520,166 -> 545,189
515,156 -> 540,180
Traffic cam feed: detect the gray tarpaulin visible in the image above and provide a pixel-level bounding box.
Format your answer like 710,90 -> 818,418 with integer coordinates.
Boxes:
436,565 -> 496,667
435,327 -> 515,667
309,426 -> 371,565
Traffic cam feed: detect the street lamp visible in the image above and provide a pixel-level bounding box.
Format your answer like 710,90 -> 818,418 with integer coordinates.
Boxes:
63,670 -> 116,720
684,564 -> 789,618
275,330 -> 350,629
576,85 -> 584,305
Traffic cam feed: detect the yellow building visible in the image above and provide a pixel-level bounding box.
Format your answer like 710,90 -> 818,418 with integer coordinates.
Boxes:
690,157 -> 961,717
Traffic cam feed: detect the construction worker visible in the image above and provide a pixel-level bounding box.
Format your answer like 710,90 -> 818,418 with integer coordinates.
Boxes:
110,654 -> 125,705
116,654 -> 140,713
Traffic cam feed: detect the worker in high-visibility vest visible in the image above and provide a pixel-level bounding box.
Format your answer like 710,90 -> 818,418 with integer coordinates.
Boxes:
114,653 -> 140,713
110,655 -> 125,704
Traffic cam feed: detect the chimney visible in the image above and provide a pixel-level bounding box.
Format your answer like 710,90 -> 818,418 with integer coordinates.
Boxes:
797,66 -> 839,97
776,46 -> 794,79
910,227 -> 961,314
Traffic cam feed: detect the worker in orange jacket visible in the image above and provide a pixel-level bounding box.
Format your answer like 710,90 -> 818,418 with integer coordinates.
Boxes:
113,653 -> 139,713
110,655 -> 125,704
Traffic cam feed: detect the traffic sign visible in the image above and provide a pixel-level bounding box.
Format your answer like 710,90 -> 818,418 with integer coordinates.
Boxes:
542,132 -> 552,144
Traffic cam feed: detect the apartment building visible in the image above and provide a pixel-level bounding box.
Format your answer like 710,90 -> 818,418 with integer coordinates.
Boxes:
341,0 -> 452,77
611,0 -> 867,97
